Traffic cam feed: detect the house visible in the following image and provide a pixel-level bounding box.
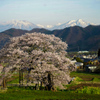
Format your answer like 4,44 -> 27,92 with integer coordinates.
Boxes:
85,65 -> 97,72
83,58 -> 93,66
83,57 -> 100,66
83,57 -> 100,72
71,60 -> 83,69
75,62 -> 83,69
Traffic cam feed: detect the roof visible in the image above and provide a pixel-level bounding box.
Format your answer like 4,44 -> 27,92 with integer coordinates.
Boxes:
84,57 -> 99,62
75,62 -> 83,66
78,51 -> 89,53
84,58 -> 92,62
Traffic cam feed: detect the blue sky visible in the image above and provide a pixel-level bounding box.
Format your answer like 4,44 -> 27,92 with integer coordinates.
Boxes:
0,0 -> 100,25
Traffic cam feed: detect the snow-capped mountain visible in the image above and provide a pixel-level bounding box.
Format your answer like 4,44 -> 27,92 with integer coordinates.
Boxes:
0,20 -> 39,32
0,19 -> 96,32
50,19 -> 94,30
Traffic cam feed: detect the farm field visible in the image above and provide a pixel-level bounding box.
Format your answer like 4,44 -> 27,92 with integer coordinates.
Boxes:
0,72 -> 100,100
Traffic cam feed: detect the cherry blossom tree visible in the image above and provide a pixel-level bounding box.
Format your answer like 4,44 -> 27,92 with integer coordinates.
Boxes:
0,32 -> 76,89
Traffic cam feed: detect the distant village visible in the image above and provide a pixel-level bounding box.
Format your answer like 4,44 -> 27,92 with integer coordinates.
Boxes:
69,49 -> 100,73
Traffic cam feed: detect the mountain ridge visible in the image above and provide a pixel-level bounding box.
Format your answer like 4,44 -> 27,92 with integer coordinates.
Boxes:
0,25 -> 100,51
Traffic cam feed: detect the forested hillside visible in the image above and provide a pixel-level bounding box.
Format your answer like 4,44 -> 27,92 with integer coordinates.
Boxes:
0,25 -> 100,51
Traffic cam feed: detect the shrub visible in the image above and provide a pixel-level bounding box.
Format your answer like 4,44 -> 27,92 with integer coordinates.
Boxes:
76,57 -> 83,63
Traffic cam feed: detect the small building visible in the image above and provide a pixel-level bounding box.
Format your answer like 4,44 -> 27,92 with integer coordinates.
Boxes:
71,60 -> 83,69
85,65 -> 97,72
75,62 -> 83,69
84,57 -> 99,66
78,51 -> 89,53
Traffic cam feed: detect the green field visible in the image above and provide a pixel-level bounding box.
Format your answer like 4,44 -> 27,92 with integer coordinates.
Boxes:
70,72 -> 100,81
0,72 -> 100,100
0,86 -> 100,100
